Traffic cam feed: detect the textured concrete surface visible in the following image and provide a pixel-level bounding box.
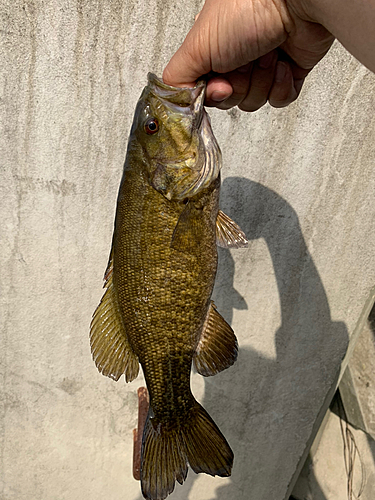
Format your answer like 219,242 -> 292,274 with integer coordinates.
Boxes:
340,305 -> 375,440
292,396 -> 375,500
1,1 -> 375,500
292,309 -> 375,499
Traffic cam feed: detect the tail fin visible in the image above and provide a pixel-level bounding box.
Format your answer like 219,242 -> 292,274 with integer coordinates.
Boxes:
141,414 -> 188,500
182,402 -> 233,477
140,402 -> 233,500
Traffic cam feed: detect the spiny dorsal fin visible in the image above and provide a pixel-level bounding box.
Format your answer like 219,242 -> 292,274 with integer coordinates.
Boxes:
194,302 -> 238,377
90,251 -> 139,382
216,210 -> 248,248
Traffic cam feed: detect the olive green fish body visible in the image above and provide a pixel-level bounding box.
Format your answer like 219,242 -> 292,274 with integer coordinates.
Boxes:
90,74 -> 248,500
114,160 -> 219,423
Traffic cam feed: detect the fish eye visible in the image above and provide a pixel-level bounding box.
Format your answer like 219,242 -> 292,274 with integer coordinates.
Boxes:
144,118 -> 159,135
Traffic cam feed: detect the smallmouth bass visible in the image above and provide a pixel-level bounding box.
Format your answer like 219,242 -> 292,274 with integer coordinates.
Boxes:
90,74 -> 248,500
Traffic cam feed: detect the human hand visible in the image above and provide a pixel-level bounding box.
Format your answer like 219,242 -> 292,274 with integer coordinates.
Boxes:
163,0 -> 334,111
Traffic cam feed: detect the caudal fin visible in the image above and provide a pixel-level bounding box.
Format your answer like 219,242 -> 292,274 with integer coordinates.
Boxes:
182,402 -> 233,477
140,402 -> 233,500
141,414 -> 188,500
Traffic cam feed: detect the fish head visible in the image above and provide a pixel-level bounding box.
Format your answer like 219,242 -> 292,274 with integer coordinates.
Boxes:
130,73 -> 221,201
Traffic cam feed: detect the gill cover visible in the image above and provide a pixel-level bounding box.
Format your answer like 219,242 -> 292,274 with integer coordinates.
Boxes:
146,73 -> 222,201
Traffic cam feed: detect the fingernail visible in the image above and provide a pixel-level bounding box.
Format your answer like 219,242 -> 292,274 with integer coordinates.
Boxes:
275,62 -> 286,83
258,52 -> 274,69
211,91 -> 230,102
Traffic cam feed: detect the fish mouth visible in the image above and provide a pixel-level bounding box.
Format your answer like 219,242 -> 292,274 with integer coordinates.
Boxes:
146,73 -> 221,200
147,73 -> 205,128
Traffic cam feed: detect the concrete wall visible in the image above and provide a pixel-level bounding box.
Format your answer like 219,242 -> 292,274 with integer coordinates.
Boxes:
1,1 -> 375,499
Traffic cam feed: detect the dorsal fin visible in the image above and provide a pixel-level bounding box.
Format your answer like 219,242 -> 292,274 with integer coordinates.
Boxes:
90,251 -> 139,382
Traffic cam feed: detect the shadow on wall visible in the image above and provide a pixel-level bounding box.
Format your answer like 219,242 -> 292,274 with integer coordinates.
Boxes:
366,302 -> 375,487
369,300 -> 375,342
134,177 -> 348,500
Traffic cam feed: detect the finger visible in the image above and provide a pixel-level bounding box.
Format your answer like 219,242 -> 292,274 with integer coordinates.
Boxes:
205,63 -> 253,110
294,77 -> 305,96
205,77 -> 234,106
289,62 -> 310,97
163,13 -> 212,88
268,61 -> 298,108
163,45 -> 204,88
238,51 -> 278,112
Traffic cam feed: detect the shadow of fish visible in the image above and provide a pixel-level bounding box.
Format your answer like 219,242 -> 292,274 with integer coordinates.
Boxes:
90,74 -> 248,500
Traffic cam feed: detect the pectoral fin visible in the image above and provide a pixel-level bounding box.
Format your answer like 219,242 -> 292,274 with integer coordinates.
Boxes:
171,202 -> 207,254
194,302 -> 238,376
216,210 -> 248,248
90,252 -> 139,382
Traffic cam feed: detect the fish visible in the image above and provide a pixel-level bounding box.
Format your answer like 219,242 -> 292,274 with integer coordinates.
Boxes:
90,73 -> 248,500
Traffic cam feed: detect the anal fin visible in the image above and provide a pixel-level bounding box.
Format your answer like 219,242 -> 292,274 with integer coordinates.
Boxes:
194,302 -> 238,377
90,251 -> 139,382
216,210 -> 248,248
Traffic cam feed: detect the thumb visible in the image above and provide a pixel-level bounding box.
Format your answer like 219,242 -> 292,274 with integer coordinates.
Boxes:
163,15 -> 211,88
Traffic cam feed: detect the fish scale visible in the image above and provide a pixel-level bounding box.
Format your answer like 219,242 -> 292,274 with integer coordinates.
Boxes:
90,74 -> 248,500
115,171 -> 203,415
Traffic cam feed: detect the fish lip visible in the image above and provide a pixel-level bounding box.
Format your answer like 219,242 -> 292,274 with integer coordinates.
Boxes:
147,73 -> 206,126
147,72 -> 206,96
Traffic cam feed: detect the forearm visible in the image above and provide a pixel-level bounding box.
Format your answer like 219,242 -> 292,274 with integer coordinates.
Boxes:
300,0 -> 375,71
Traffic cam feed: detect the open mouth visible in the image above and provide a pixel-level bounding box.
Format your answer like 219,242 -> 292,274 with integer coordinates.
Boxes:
147,73 -> 206,129
146,73 -> 220,199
